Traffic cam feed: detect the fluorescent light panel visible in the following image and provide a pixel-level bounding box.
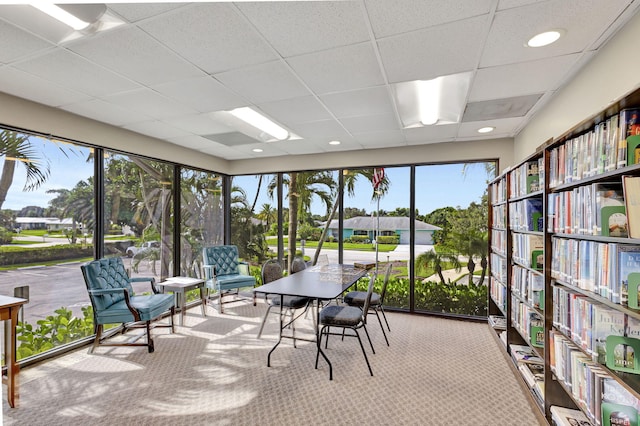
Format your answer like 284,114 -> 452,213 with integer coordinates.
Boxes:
32,3 -> 89,30
229,107 -> 289,141
395,71 -> 473,128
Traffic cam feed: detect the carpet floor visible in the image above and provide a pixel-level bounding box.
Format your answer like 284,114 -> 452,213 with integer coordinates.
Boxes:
2,299 -> 545,425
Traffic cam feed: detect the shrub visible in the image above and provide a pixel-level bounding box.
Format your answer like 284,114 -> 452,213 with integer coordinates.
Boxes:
0,226 -> 12,245
347,235 -> 370,243
377,235 -> 399,244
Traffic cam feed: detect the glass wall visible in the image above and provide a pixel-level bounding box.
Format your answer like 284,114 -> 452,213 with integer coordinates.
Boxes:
414,162 -> 494,317
104,152 -> 175,285
179,169 -> 224,278
0,130 -> 95,360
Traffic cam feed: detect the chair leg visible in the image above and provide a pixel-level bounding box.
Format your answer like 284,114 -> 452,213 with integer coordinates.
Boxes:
354,328 -> 373,376
373,309 -> 389,346
315,325 -> 326,370
257,305 -> 274,339
379,305 -> 391,331
90,324 -> 103,354
170,306 -> 175,333
146,321 -> 154,353
362,323 -> 375,354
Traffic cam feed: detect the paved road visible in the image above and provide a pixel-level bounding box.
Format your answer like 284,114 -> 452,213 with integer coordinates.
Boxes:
0,243 -> 435,327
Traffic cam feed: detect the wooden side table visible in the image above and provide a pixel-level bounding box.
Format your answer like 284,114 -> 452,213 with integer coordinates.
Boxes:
0,295 -> 28,408
157,277 -> 206,326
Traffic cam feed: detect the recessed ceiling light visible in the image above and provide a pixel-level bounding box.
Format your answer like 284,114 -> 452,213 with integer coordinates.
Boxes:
477,126 -> 495,134
229,107 -> 289,141
252,148 -> 263,153
32,3 -> 90,30
329,140 -> 341,145
526,30 -> 563,47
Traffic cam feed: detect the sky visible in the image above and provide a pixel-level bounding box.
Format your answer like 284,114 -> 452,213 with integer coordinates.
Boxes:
2,136 -> 492,215
234,162 -> 492,217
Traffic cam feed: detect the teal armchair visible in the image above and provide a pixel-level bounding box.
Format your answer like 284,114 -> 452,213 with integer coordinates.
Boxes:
81,257 -> 175,353
202,245 -> 256,313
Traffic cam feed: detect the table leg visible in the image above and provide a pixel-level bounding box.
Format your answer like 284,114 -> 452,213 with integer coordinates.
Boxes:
199,285 -> 207,318
267,295 -> 284,367
314,298 -> 333,380
6,307 -> 19,407
177,290 -> 185,326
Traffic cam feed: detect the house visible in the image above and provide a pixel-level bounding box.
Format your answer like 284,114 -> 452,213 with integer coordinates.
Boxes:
324,216 -> 440,245
15,217 -> 75,232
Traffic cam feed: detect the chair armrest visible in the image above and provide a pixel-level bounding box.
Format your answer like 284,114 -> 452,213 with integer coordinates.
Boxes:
202,265 -> 216,280
238,262 -> 250,276
130,276 -> 159,294
88,288 -> 140,321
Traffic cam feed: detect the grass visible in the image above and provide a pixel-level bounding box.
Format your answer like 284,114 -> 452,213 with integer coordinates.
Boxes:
271,237 -> 397,252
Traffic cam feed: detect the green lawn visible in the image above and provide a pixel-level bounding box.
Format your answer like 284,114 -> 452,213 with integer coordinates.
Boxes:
271,237 -> 397,252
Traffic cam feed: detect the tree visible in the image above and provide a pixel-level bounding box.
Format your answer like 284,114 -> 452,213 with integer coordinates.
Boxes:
447,198 -> 489,285
0,131 -> 50,211
256,203 -> 277,229
268,171 -> 335,271
415,249 -> 461,284
344,207 -> 367,219
422,206 -> 458,245
312,168 -> 389,266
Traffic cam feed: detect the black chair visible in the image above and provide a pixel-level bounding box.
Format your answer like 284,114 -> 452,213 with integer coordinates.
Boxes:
256,259 -> 311,344
343,263 -> 392,346
290,256 -> 307,274
315,272 -> 376,378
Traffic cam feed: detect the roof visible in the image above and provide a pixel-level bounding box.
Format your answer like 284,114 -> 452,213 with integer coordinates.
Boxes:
325,216 -> 441,231
15,217 -> 73,225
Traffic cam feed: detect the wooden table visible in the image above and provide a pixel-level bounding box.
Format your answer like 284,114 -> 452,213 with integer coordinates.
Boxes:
253,264 -> 367,379
0,295 -> 28,408
157,277 -> 206,326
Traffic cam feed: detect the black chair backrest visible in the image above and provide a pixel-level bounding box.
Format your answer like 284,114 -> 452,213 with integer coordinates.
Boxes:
262,259 -> 283,284
290,257 -> 307,274
379,263 -> 393,304
361,273 -> 377,323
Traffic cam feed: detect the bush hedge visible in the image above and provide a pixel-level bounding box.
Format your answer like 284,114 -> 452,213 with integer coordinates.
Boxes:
1,244 -> 93,266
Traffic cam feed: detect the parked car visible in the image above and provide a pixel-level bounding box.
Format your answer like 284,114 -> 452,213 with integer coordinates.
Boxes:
125,241 -> 159,258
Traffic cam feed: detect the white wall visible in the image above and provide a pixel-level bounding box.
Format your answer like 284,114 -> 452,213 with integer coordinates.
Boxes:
516,10 -> 640,162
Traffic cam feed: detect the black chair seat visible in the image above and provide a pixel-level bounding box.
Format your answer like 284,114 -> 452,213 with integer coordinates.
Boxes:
320,305 -> 362,327
343,291 -> 380,306
271,295 -> 310,309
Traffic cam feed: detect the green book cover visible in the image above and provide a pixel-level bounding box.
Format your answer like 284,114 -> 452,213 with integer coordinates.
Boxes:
606,335 -> 640,374
602,402 -> 638,426
602,205 -> 628,237
627,135 -> 640,165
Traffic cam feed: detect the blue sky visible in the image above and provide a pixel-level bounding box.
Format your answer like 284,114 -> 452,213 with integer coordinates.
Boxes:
3,137 -> 492,215
234,162 -> 492,216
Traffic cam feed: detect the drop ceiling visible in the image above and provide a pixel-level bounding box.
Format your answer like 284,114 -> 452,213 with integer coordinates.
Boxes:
0,0 -> 638,160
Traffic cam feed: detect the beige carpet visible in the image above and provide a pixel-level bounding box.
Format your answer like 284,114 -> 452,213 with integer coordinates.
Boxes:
2,299 -> 545,425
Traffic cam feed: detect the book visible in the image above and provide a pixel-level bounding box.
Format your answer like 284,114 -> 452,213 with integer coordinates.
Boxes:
594,182 -> 628,237
617,245 -> 640,306
525,198 -> 544,231
510,344 -> 544,364
550,405 -> 593,426
591,305 -> 625,364
621,108 -> 640,165
624,175 -> 640,239
527,160 -> 541,193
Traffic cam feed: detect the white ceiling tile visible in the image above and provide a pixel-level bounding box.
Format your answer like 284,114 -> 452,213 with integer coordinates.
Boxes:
103,89 -> 197,120
139,3 -> 277,74
355,130 -> 407,148
13,48 -> 139,97
234,142 -> 290,158
214,61 -> 310,104
457,117 -> 524,138
469,53 -> 581,102
61,98 -> 151,126
267,139 -> 329,155
480,0 -> 632,67
258,96 -> 332,127
165,114 -> 233,135
404,124 -> 459,145
365,0 -> 493,38
107,3 -> 187,22
67,26 -> 203,86
0,66 -> 91,106
237,1 -> 370,57
198,142 -> 246,160
166,135 -> 219,151
287,43 -> 385,94
320,86 -> 395,118
289,119 -> 352,140
151,76 -> 246,113
0,19 -> 54,63
340,113 -> 400,134
497,0 -> 540,11
124,120 -> 191,140
379,15 -> 490,83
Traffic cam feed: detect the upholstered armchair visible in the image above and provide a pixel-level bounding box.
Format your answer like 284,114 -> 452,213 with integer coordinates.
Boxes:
202,245 -> 257,313
80,257 -> 175,353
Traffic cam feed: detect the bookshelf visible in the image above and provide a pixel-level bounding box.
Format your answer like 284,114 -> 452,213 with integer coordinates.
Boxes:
488,86 -> 640,426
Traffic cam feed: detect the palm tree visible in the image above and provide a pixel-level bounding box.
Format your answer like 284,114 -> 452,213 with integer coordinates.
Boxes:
257,203 -> 277,229
312,168 -> 389,265
415,249 -> 461,284
0,131 -> 50,210
268,171 -> 335,271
